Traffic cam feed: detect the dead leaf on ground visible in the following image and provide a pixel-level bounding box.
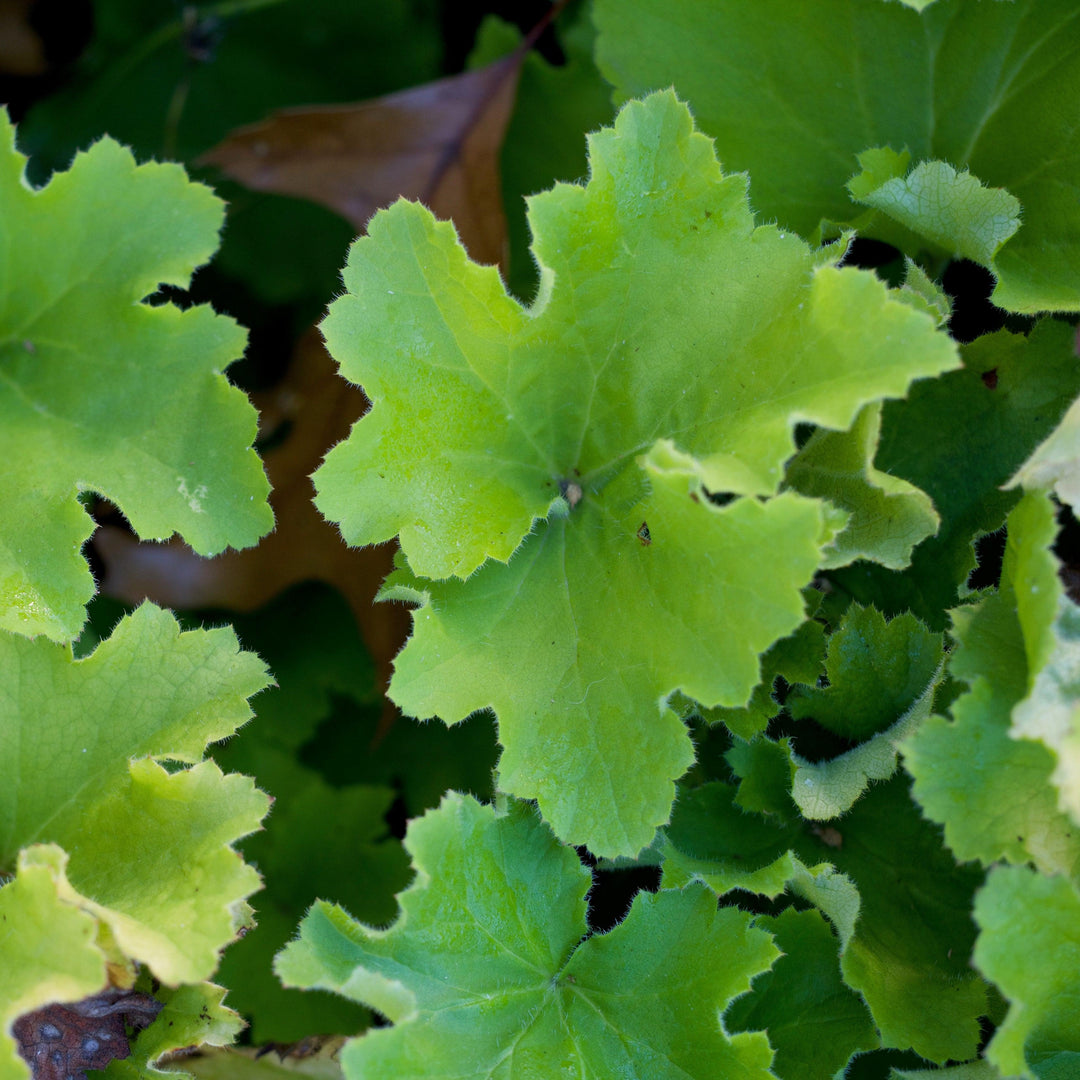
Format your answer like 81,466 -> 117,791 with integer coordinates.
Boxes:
0,0 -> 47,75
94,330 -> 410,703
199,49 -> 528,270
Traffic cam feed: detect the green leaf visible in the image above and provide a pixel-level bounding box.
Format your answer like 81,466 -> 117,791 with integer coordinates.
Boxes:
785,404 -> 940,571
783,605 -> 944,818
468,12 -> 615,302
318,90 -> 957,855
108,982 -> 244,1080
1006,495 -> 1080,827
0,603 -> 272,985
847,151 -> 1021,267
278,793 -> 779,1079
725,908 -> 879,1080
594,0 -> 1080,312
905,492 -> 1080,878
0,113 -> 271,642
0,850 -> 105,1080
789,606 -> 944,741
831,320 -> 1080,627
891,1066 -> 1003,1080
662,777 -> 988,1062
974,866 -> 1080,1078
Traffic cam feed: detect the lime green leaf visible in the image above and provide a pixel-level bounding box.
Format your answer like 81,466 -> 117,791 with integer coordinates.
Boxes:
0,851 -> 105,1080
790,606 -> 943,741
848,152 -> 1021,267
0,603 -> 271,985
320,91 -> 957,855
384,449 -> 836,857
831,321 -> 1080,627
725,909 -> 879,1080
662,777 -> 987,1062
0,113 -> 272,642
785,404 -> 939,570
160,1043 -> 345,1080
278,793 -> 778,1079
974,866 -> 1080,1078
108,982 -> 244,1080
594,0 -> 1080,312
905,492 -> 1080,878
316,90 -> 956,579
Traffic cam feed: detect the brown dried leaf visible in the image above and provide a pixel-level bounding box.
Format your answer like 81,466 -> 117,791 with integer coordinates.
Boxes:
198,50 -> 528,269
14,991 -> 161,1080
94,330 -> 409,700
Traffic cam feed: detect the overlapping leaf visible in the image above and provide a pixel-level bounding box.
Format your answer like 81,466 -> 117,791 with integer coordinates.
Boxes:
905,491 -> 1080,875
315,90 -> 957,856
277,793 -> 779,1079
594,0 -> 1080,312
831,321 -> 1080,627
974,866 -> 1080,1077
663,777 -> 988,1063
0,114 -> 271,641
0,603 -> 271,1003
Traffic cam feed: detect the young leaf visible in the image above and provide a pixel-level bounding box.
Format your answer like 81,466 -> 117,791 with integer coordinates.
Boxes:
974,866 -> 1080,1077
847,150 -> 1021,268
0,603 -> 272,985
785,403 -> 940,571
277,793 -> 779,1079
594,0 -> 1080,312
0,114 -> 272,642
316,90 -> 958,856
789,606 -> 943,742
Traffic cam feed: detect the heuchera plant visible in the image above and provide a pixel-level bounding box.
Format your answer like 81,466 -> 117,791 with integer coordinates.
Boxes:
2,2 -> 1079,1078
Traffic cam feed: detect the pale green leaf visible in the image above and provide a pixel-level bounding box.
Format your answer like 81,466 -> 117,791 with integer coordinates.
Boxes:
847,152 -> 1021,266
322,92 -> 957,855
891,1066 -> 1003,1080
594,0 -> 1080,312
974,866 -> 1080,1078
896,258 -> 953,327
0,603 -> 272,984
278,793 -> 779,1079
785,404 -> 939,571
0,850 -> 105,1080
0,114 -> 272,642
905,492 -> 1080,878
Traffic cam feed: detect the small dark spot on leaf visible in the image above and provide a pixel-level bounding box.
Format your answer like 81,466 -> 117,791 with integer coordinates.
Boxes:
981,368 -> 998,389
637,521 -> 651,546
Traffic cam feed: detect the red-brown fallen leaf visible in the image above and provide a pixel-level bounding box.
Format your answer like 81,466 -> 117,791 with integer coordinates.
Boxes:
93,330 -> 410,704
198,49 -> 528,270
0,0 -> 47,75
14,991 -> 162,1080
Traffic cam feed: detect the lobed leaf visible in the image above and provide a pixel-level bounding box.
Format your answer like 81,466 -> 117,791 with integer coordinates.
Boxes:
974,866 -> 1080,1077
595,0 -> 1080,312
0,603 -> 271,989
0,113 -> 272,641
278,793 -> 778,1079
318,90 -> 957,856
